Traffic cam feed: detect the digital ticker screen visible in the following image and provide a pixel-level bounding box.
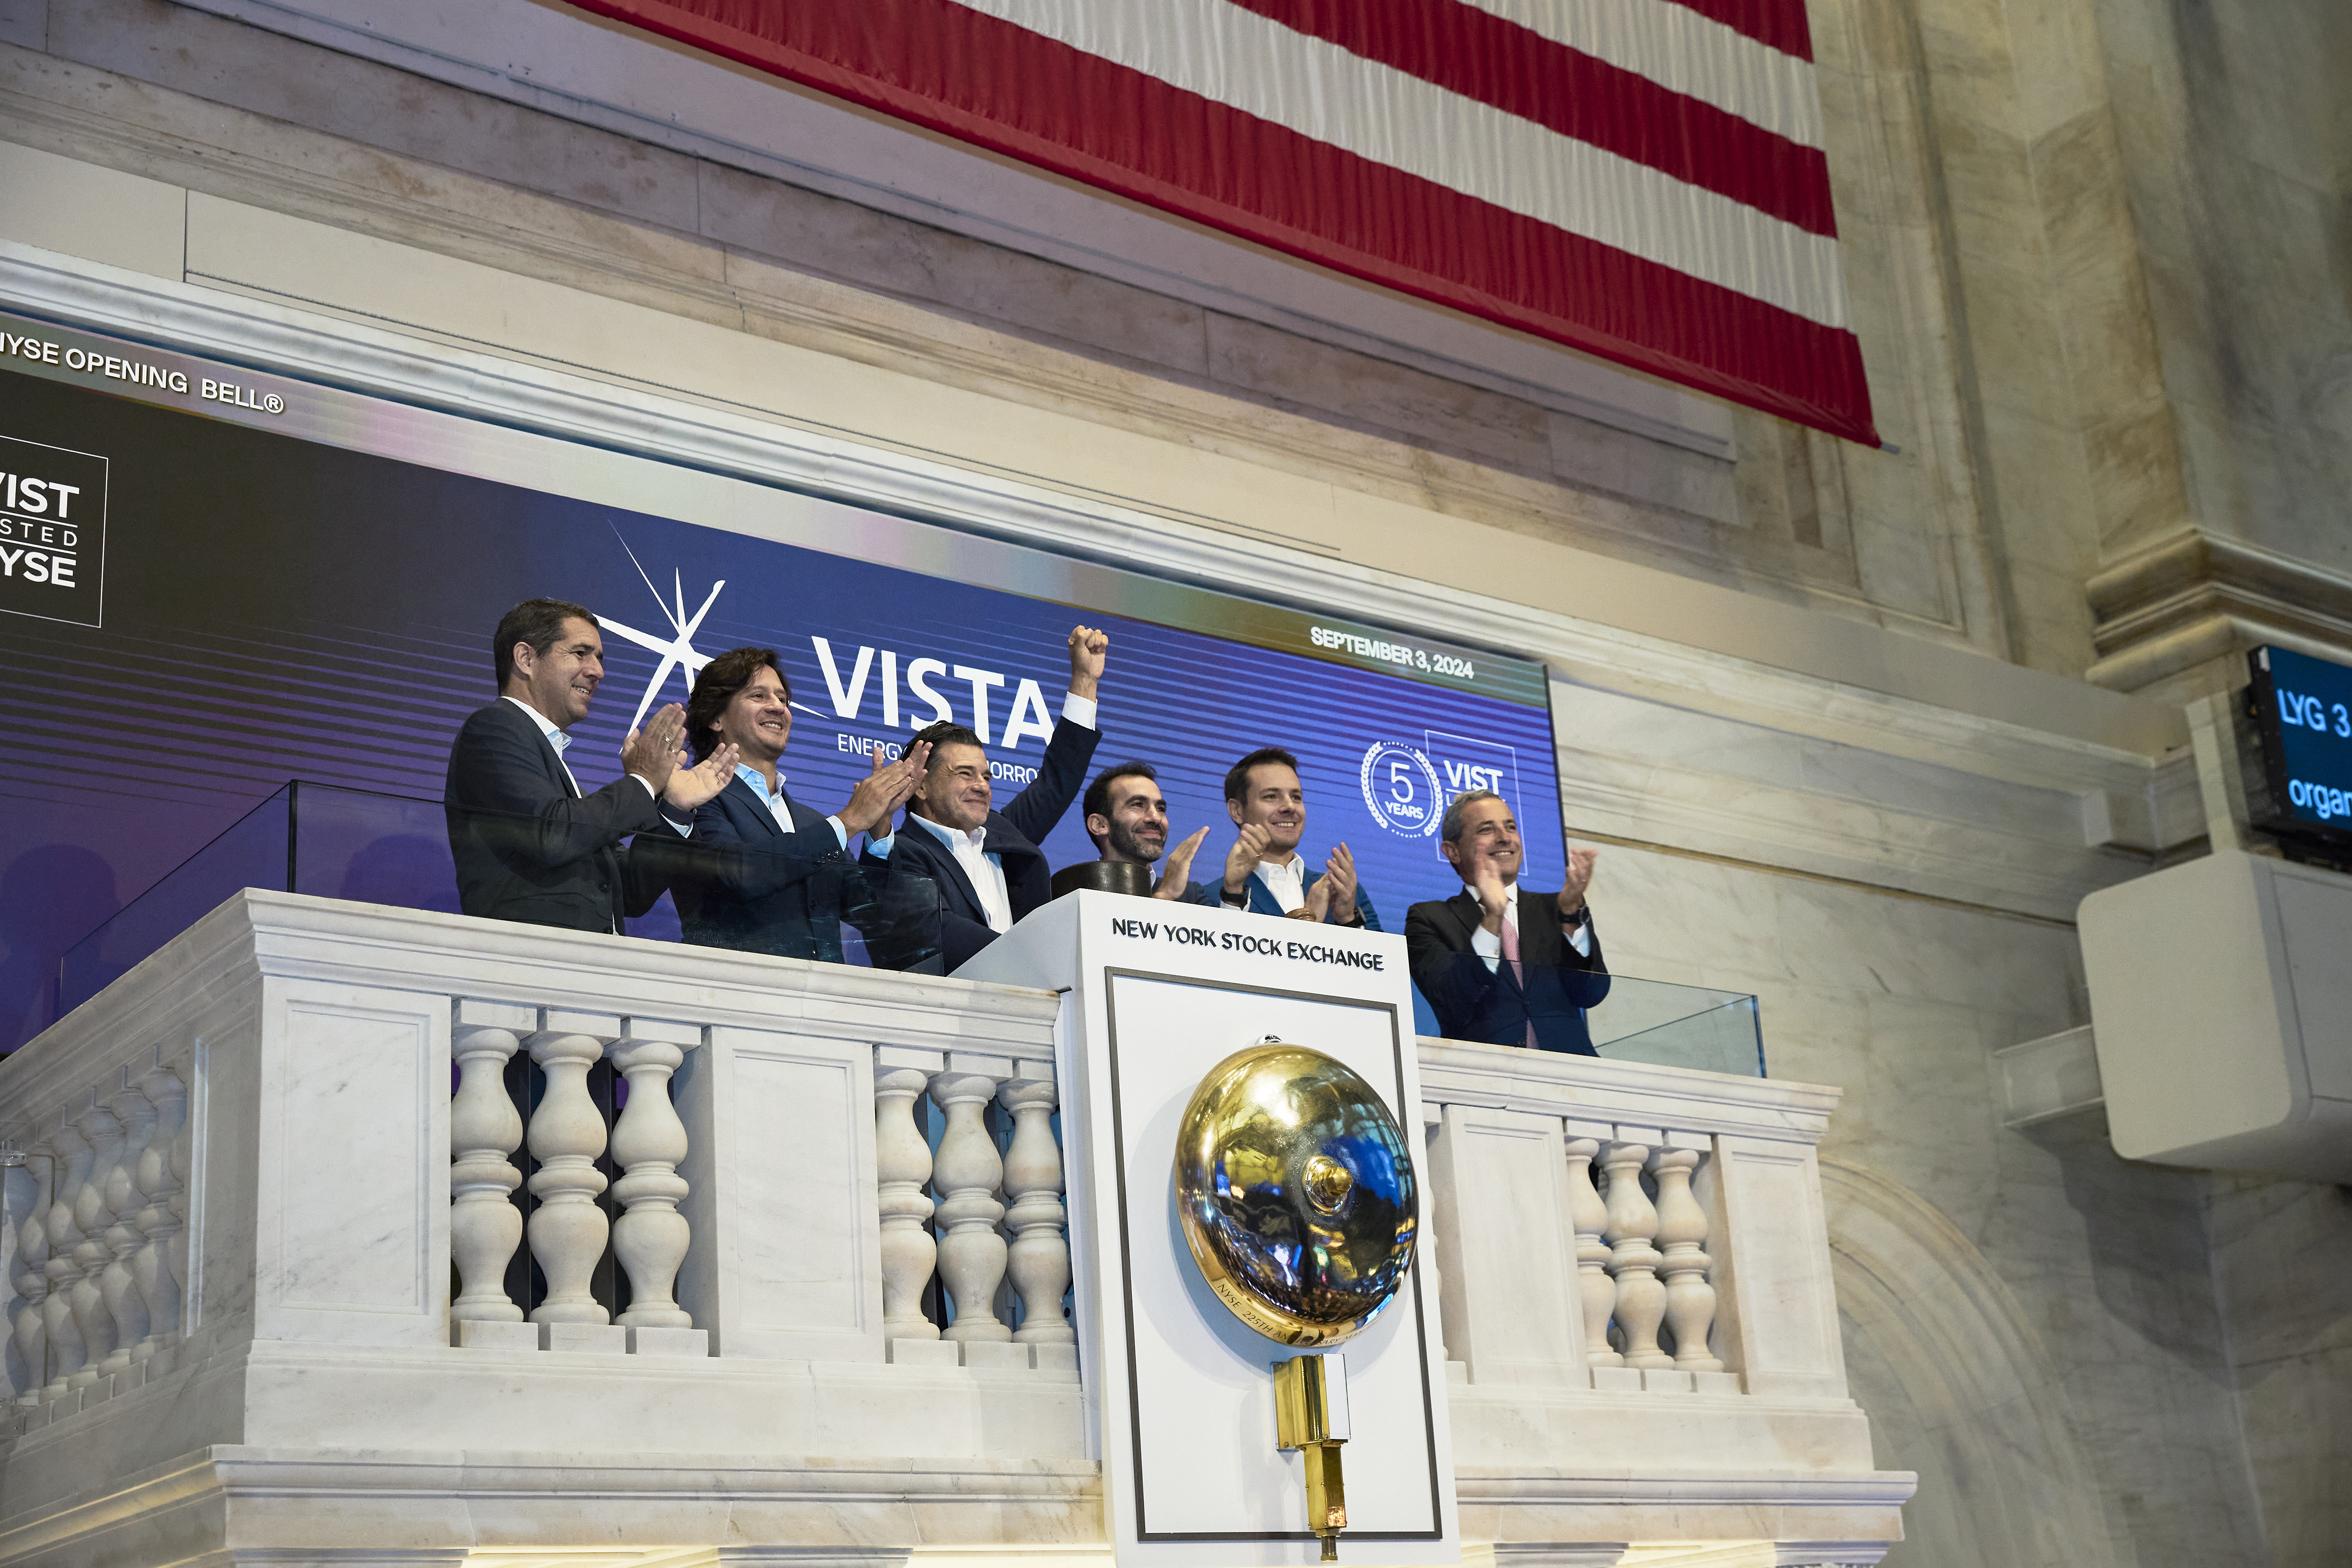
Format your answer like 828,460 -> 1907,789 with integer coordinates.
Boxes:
0,313 -> 1564,1051
2248,645 -> 2352,842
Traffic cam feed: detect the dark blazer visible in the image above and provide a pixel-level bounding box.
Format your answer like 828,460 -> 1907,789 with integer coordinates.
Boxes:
661,774 -> 871,963
867,712 -> 1099,970
1184,864 -> 1382,930
1405,887 -> 1610,1055
443,699 -> 673,932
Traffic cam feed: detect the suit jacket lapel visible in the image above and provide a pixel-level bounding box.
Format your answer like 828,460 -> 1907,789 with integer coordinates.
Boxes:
728,774 -> 785,839
1249,869 -> 1284,917
1443,889 -> 1483,948
911,821 -> 990,923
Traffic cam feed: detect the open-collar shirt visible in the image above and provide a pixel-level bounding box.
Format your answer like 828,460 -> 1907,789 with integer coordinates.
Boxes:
910,813 -> 1014,932
733,763 -> 849,849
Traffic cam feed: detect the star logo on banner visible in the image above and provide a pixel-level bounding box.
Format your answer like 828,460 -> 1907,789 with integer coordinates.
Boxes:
600,530 -> 726,735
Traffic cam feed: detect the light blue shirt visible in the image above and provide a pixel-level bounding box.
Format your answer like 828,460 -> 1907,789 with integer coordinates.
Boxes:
734,763 -> 849,850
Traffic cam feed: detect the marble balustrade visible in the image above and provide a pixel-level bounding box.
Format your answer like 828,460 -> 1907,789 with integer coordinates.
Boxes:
1421,1036 -> 1844,1400
0,891 -> 1894,1565
2,1047 -> 194,1418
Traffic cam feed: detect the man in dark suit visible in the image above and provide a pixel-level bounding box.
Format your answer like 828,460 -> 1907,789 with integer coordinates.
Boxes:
866,625 -> 1107,970
1405,789 -> 1608,1054
1190,747 -> 1379,928
444,597 -> 737,932
662,645 -> 933,964
1081,761 -> 1210,900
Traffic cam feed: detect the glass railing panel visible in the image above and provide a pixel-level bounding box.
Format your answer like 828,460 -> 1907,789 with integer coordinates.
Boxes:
289,780 -> 461,913
55,785 -> 292,1018
1587,973 -> 1765,1077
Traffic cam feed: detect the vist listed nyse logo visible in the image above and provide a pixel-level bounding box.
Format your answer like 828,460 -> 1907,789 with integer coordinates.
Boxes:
0,433 -> 107,628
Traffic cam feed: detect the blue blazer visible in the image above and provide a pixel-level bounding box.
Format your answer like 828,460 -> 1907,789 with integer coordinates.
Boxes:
1404,888 -> 1610,1055
1185,864 -> 1382,930
661,775 -> 872,963
863,712 -> 1099,971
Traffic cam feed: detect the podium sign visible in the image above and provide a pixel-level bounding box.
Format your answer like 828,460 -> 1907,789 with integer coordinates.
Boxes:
960,892 -> 1461,1567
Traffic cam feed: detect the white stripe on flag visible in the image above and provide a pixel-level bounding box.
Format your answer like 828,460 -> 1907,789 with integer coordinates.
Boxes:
945,0 -> 1850,328
1459,0 -> 1824,150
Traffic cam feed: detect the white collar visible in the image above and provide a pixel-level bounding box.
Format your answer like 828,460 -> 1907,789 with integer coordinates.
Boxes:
913,813 -> 987,854
501,694 -> 570,752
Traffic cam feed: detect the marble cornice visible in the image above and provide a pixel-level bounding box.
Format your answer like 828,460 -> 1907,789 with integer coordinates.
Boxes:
1416,1037 -> 1841,1142
239,890 -> 1065,1054
1453,1468 -> 1916,1505
0,1441 -> 1104,1560
0,891 -> 1065,1100
2086,527 -> 2352,692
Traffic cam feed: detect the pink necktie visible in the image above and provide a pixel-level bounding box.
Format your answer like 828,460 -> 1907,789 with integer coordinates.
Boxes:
1498,907 -> 1538,1048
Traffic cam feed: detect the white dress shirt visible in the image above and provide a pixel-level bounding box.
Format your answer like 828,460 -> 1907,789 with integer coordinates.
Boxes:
1253,853 -> 1308,913
733,763 -> 849,850
911,813 -> 1015,932
1468,884 -> 1593,969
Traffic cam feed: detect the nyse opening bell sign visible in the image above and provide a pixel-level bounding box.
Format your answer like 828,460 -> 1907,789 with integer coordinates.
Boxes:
0,315 -> 1564,1047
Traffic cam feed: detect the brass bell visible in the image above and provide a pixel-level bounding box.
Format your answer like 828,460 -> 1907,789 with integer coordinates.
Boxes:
1173,1038 -> 1417,1559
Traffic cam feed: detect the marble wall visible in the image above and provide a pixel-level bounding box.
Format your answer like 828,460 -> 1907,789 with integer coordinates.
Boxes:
2204,1178 -> 2352,1568
1589,842 -> 2271,1567
0,0 -> 2346,1561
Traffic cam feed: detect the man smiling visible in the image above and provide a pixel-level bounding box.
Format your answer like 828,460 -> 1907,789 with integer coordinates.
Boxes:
444,597 -> 737,933
868,625 -> 1106,969
1192,747 -> 1378,928
1404,789 -> 1608,1054
1081,761 -> 1210,899
663,645 -> 931,963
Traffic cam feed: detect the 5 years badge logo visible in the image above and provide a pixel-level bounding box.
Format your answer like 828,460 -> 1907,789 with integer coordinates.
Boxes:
1359,741 -> 1443,838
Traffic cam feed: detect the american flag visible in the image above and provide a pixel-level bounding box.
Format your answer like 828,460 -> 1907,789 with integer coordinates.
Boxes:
574,0 -> 1876,445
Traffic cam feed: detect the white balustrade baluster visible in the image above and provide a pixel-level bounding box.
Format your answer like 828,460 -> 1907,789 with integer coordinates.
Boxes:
9,1136 -> 52,1405
68,1097 -> 125,1388
164,1059 -> 193,1352
526,1023 -> 614,1325
1650,1144 -> 1723,1372
449,1015 -> 527,1324
133,1064 -> 186,1360
874,1065 -> 938,1343
1564,1135 -> 1620,1369
928,1072 -> 1010,1342
1600,1139 -> 1672,1370
610,1030 -> 694,1329
41,1119 -> 91,1397
998,1076 -> 1072,1346
97,1078 -> 156,1377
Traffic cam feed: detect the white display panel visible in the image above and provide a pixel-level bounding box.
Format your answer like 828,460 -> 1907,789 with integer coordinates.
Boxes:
960,892 -> 1461,1568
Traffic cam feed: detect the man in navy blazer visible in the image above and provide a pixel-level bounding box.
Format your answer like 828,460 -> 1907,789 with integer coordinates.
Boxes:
444,597 -> 737,933
659,646 -> 934,965
866,626 -> 1107,970
1404,789 -> 1609,1055
1190,747 -> 1380,929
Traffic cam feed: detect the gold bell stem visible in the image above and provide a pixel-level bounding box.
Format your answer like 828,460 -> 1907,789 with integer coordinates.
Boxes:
1304,1441 -> 1347,1561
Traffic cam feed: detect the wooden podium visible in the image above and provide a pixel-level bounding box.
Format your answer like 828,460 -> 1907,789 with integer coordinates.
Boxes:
959,891 -> 1461,1567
